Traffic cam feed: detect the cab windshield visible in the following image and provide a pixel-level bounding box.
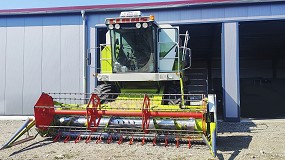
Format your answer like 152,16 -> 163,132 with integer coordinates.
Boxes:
110,27 -> 154,73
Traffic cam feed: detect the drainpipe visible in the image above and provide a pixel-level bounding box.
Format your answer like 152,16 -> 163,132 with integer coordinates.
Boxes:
81,10 -> 87,95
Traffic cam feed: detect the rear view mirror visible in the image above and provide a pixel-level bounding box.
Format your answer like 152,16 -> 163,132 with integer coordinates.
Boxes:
184,48 -> 191,69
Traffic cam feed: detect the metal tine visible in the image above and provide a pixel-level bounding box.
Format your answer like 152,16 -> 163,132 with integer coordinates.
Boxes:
74,133 -> 81,143
129,134 -> 134,145
118,134 -> 124,145
85,132 -> 93,143
96,133 -> 102,144
64,135 -> 71,143
153,134 -> 157,146
188,136 -> 191,149
60,124 -> 69,144
74,124 -> 82,143
141,134 -> 146,146
107,134 -> 113,144
176,138 -> 180,148
164,134 -> 168,147
175,135 -> 180,148
53,132 -> 61,142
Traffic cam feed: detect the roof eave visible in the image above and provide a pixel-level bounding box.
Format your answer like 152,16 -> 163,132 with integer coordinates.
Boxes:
0,0 -> 284,16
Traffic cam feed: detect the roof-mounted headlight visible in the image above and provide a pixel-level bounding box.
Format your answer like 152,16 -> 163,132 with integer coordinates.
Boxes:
142,22 -> 148,28
115,24 -> 120,29
136,23 -> 141,28
108,24 -> 114,30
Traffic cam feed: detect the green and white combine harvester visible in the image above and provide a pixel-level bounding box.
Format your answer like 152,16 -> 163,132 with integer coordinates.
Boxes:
1,11 -> 217,157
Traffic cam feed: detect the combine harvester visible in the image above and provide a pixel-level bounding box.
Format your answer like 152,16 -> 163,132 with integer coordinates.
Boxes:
1,11 -> 217,157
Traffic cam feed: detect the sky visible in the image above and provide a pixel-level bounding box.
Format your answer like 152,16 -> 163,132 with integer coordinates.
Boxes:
0,0 -> 174,10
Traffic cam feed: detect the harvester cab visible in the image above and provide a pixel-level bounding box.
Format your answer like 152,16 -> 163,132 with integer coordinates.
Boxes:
98,11 -> 191,98
2,11 -> 217,157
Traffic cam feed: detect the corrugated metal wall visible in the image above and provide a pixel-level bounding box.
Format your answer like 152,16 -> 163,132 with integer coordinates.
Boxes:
0,15 -> 83,115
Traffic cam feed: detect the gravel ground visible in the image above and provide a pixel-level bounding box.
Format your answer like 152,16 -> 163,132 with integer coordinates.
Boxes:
0,119 -> 285,160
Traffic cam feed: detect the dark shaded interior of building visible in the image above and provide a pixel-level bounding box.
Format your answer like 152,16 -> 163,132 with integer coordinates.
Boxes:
179,23 -> 223,117
96,27 -> 108,74
182,21 -> 285,119
239,20 -> 285,118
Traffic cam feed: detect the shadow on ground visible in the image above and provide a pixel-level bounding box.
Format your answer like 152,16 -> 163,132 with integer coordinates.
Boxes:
9,139 -> 53,157
217,135 -> 252,160
216,121 -> 258,160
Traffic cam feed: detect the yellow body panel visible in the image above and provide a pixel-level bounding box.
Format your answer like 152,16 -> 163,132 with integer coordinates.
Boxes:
101,45 -> 112,73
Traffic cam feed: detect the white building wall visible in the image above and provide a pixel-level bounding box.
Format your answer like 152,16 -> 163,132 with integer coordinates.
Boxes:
5,17 -> 25,115
0,15 -> 83,115
0,18 -> 7,115
23,17 -> 43,115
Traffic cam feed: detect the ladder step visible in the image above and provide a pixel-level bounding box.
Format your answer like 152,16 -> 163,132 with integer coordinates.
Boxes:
185,66 -> 208,95
188,79 -> 206,81
188,85 -> 207,87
